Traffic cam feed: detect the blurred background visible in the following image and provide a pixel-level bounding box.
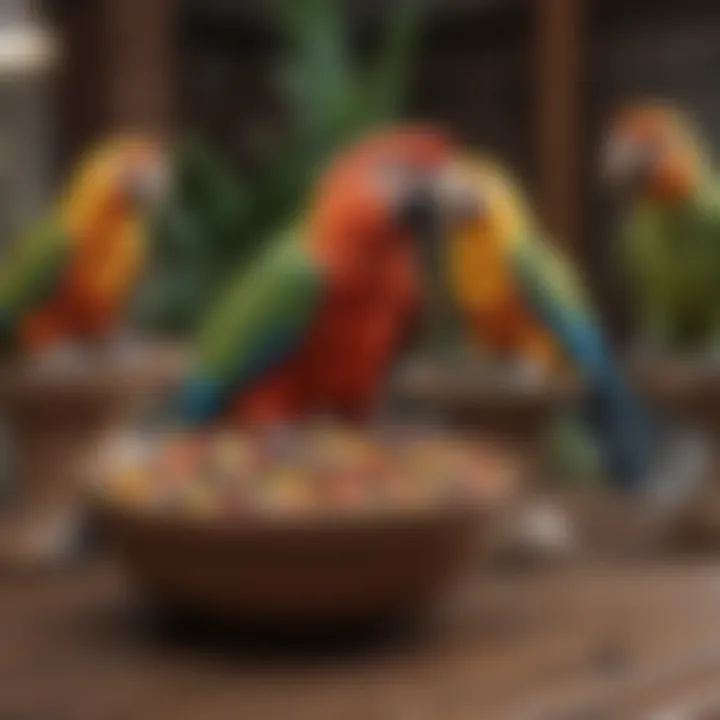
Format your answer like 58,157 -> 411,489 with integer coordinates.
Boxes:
5,1 -> 720,718
24,0 -> 720,335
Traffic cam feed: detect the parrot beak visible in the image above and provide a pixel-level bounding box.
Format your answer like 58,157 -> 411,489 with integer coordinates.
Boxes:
601,135 -> 654,193
394,178 -> 440,240
392,159 -> 481,245
123,152 -> 171,212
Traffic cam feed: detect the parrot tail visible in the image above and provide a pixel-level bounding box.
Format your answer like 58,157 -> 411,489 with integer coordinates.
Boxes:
174,376 -> 227,427
533,307 -> 655,487
580,350 -> 656,487
569,326 -> 709,502
121,376 -> 226,437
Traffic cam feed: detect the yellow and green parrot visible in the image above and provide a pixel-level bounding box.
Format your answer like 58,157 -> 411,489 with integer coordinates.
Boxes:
444,157 -> 678,490
0,135 -> 167,356
603,103 -> 720,352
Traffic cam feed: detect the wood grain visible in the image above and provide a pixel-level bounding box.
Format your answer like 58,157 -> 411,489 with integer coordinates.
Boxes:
3,560 -> 720,718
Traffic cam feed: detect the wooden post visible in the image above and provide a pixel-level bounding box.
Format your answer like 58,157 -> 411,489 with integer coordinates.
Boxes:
99,0 -> 176,134
52,0 -> 176,167
534,0 -> 583,249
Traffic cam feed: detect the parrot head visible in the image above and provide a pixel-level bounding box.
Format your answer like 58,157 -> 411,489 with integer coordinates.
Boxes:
309,125 -> 466,262
436,156 -> 532,249
63,135 -> 170,235
601,103 -> 705,203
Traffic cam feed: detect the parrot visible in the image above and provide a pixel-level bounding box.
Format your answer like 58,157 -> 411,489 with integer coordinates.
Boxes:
441,159 -> 573,379
178,127 -> 457,427
442,156 -> 707,495
0,135 -> 168,358
602,103 -> 720,353
0,136 -> 168,563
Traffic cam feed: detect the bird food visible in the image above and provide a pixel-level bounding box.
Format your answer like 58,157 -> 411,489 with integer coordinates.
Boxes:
95,425 -> 516,521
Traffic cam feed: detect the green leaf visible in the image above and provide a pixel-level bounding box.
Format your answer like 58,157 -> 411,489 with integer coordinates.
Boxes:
137,1 -> 425,336
361,0 -> 424,125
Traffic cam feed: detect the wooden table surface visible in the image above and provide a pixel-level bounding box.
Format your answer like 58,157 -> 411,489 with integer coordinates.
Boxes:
4,560 -> 720,719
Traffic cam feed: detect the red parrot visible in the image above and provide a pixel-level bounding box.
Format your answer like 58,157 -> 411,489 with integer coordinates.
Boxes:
179,127 -> 454,426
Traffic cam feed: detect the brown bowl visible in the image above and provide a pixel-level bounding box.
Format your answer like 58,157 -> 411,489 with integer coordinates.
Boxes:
97,504 -> 487,630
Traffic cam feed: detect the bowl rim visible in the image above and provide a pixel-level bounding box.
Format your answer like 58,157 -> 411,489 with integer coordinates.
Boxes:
91,429 -> 522,534
91,494 -> 504,537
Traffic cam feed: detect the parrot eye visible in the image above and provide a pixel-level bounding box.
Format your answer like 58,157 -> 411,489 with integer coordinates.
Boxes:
374,161 -> 440,239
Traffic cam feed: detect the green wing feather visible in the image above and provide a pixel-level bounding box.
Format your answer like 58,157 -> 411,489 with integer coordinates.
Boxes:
622,203 -> 678,344
0,217 -> 69,344
514,231 -> 656,484
181,226 -> 324,423
622,184 -> 720,348
513,233 -> 595,326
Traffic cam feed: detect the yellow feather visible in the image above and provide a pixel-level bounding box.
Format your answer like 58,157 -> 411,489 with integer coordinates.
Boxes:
447,157 -> 532,314
447,156 -> 562,369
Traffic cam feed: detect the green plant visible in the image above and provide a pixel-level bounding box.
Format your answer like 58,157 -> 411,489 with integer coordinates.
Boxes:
135,0 -> 424,336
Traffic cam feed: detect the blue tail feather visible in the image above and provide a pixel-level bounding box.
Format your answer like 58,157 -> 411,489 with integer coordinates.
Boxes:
177,377 -> 227,426
556,322 -> 655,487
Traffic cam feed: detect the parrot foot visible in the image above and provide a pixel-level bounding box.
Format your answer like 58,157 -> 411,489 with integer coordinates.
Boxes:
28,345 -> 89,378
465,357 -> 548,388
508,359 -> 549,388
99,333 -> 156,369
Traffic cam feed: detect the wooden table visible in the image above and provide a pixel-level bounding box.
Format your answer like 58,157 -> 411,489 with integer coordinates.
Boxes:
4,559 -> 720,719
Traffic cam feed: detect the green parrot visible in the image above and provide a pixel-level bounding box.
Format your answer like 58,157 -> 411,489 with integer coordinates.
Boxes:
603,103 -> 720,353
